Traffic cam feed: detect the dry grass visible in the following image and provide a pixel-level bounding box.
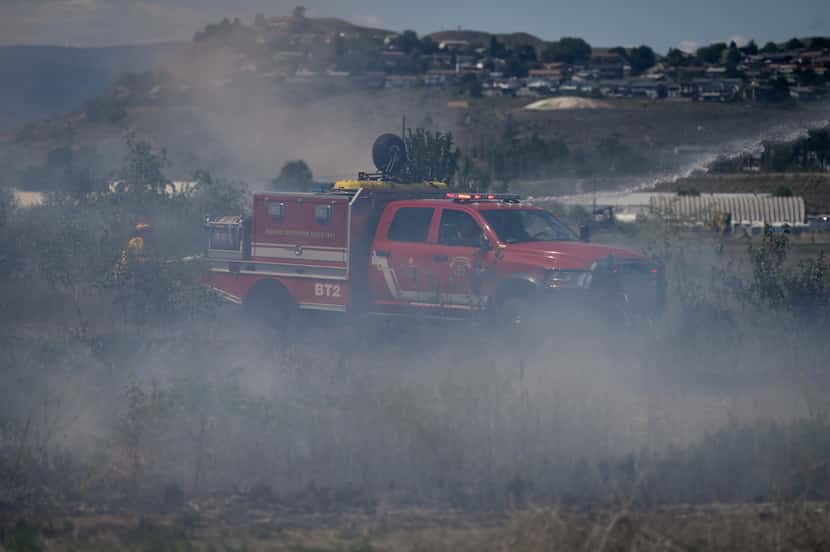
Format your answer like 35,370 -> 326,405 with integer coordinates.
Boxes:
6,503 -> 830,552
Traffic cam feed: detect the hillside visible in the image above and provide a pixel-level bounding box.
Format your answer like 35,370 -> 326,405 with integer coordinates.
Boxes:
3,10 -> 829,195
277,16 -> 391,37
0,42 -> 187,130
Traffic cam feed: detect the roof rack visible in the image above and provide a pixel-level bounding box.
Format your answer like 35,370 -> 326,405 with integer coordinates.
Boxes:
445,192 -> 522,203
301,186 -> 522,203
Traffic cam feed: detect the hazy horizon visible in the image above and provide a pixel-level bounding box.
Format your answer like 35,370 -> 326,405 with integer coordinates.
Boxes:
1,0 -> 828,53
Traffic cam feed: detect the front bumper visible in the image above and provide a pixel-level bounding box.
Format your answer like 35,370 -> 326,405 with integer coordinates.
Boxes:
540,258 -> 665,317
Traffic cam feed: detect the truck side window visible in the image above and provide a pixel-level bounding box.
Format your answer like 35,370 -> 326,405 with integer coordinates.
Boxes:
267,202 -> 285,222
438,209 -> 481,247
315,204 -> 332,225
388,207 -> 434,243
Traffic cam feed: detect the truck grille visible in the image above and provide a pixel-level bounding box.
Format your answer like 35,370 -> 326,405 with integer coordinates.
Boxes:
590,258 -> 664,312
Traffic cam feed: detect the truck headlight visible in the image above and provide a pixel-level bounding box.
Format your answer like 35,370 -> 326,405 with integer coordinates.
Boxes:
546,270 -> 592,289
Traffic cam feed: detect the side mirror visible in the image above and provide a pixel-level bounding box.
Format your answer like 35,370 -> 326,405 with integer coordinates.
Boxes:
579,224 -> 591,243
479,233 -> 492,252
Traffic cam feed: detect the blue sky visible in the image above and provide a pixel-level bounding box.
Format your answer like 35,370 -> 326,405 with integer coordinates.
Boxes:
1,0 -> 828,52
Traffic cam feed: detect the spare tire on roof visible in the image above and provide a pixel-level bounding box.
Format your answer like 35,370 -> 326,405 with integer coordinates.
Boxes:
372,133 -> 407,176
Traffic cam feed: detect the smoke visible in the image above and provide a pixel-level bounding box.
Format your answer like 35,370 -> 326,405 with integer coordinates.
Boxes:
4,20 -> 830,516
528,100 -> 830,202
112,43 -> 463,186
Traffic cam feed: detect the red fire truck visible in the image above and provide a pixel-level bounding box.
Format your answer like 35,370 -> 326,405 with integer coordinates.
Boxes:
205,136 -> 664,325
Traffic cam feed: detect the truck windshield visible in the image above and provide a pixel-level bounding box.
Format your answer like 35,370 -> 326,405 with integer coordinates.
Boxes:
481,209 -> 577,243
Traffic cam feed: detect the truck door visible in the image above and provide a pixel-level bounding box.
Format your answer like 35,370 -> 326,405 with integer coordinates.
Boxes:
430,208 -> 488,308
370,206 -> 439,306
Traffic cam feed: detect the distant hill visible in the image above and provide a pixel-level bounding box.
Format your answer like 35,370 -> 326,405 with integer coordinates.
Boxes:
427,30 -> 547,51
0,42 -> 187,130
271,16 -> 391,37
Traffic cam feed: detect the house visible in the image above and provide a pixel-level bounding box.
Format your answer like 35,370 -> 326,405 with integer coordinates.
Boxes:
721,78 -> 744,94
769,63 -> 798,75
629,79 -> 663,99
590,50 -> 627,79
678,66 -> 706,80
356,72 -> 387,89
798,50 -> 826,64
423,69 -> 456,86
813,56 -> 830,69
790,86 -> 820,100
664,83 -> 683,98
439,39 -> 469,51
558,81 -> 580,94
382,50 -> 409,71
528,68 -> 564,81
526,79 -> 555,94
764,52 -> 796,63
384,75 -> 422,88
429,53 -> 454,68
597,80 -> 629,97
704,66 -> 728,78
540,61 -> 569,71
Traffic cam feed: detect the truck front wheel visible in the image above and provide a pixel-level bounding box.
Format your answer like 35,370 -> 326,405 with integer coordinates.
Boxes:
490,283 -> 537,327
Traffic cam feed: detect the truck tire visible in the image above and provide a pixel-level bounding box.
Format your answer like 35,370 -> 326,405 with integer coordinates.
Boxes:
244,280 -> 296,329
490,282 -> 537,327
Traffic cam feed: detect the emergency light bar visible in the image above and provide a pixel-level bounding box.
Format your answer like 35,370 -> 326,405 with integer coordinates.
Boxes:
446,192 -> 521,203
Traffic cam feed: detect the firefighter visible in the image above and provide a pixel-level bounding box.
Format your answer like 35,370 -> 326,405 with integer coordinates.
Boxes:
114,221 -> 153,280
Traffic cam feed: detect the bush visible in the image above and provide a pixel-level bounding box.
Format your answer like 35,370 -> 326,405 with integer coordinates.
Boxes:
271,160 -> 314,191
84,95 -> 127,124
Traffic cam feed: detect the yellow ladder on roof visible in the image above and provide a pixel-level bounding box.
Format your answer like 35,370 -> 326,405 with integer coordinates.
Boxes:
334,179 -> 448,191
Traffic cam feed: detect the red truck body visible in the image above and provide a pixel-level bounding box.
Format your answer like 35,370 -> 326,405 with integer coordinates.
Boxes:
206,187 -> 663,320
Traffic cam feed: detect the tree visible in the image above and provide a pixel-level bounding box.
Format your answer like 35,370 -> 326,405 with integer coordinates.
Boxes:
773,185 -> 793,197
458,73 -> 483,97
741,40 -> 759,55
504,53 -> 531,78
0,186 -> 13,230
84,96 -> 127,124
517,44 -> 537,63
403,128 -> 460,183
665,48 -> 689,67
722,42 -> 741,65
722,43 -> 742,78
398,30 -> 420,54
811,37 -> 830,49
488,35 -> 508,59
795,67 -> 821,87
455,156 -> 491,192
419,36 -> 438,55
118,135 -> 170,200
696,42 -> 727,64
785,37 -> 804,50
628,45 -> 657,74
761,41 -> 780,54
542,37 -> 592,65
192,170 -> 249,218
771,76 -> 791,102
271,160 -> 313,191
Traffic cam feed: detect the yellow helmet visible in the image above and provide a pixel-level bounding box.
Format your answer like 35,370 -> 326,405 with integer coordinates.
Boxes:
134,222 -> 152,236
